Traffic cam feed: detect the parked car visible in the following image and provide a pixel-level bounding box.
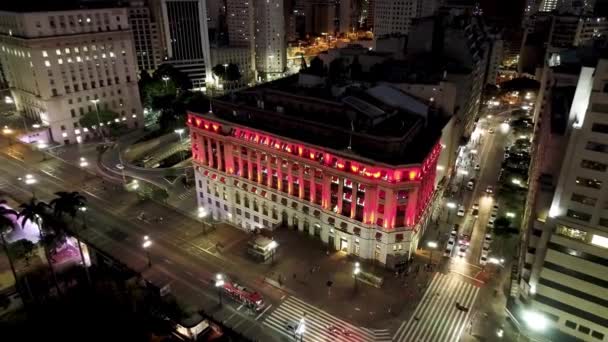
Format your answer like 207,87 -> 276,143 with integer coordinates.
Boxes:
492,204 -> 499,215
474,164 -> 480,171
480,255 -> 488,266
458,246 -> 467,258
457,206 -> 466,217
486,185 -> 494,194
467,179 -> 475,190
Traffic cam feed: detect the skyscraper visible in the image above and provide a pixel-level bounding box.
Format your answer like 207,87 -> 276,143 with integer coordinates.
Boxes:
254,0 -> 286,79
160,0 -> 212,89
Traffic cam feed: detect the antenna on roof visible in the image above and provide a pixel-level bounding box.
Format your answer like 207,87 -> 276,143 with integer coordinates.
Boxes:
347,120 -> 354,150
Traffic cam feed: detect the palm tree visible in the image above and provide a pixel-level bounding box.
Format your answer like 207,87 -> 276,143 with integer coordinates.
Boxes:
50,192 -> 90,285
0,202 -> 19,292
18,199 -> 62,296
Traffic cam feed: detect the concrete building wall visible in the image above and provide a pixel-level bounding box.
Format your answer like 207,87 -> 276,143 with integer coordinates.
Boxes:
0,8 -> 143,145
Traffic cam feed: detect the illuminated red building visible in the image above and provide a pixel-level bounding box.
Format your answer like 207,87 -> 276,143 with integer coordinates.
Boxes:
188,78 -> 447,268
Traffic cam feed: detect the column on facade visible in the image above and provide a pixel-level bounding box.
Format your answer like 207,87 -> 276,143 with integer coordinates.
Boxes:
277,159 -> 284,192
195,133 -> 206,164
287,161 -> 293,196
363,186 -> 377,225
224,142 -> 234,174
206,137 -> 215,168
350,180 -> 357,219
298,165 -> 305,199
256,152 -> 262,184
405,188 -> 419,227
266,155 -> 273,188
322,174 -> 331,210
215,139 -> 226,170
247,149 -> 254,181
384,189 -> 396,229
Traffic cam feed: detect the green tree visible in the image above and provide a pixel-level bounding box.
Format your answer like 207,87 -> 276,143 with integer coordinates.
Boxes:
8,239 -> 35,265
308,57 -> 325,76
153,64 -> 192,91
50,192 -> 90,285
212,64 -> 227,80
79,109 -> 120,134
225,63 -> 242,82
1,203 -> 20,294
18,199 -> 62,296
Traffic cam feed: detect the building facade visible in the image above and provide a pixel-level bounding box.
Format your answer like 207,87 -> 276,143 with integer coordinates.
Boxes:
254,0 -> 286,79
516,55 -> 608,342
127,1 -> 163,73
0,7 -> 143,144
187,83 -> 444,268
373,0 -> 419,37
160,0 -> 212,89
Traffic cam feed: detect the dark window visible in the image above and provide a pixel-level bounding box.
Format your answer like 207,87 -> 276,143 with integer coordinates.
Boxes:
534,294 -> 608,327
566,209 -> 591,222
564,320 -> 577,329
245,212 -> 250,219
578,325 -> 591,334
586,141 -> 608,153
591,102 -> 608,112
70,109 -> 76,118
539,278 -> 608,308
591,123 -> 608,134
592,331 -> 605,340
581,159 -> 608,172
570,193 -> 597,206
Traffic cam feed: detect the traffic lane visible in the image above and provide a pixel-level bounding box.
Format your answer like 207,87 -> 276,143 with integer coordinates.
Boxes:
0,156 -> 281,340
466,121 -> 508,264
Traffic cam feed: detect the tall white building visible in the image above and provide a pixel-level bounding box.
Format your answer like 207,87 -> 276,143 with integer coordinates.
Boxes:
160,0 -> 212,89
127,1 -> 163,73
254,0 -> 286,78
0,6 -> 143,145
226,0 -> 254,47
516,52 -> 608,342
373,0 -> 438,37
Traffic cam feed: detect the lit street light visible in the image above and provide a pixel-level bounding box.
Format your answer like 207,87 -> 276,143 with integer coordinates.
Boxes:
90,99 -> 104,140
142,235 -> 152,267
512,178 -> 522,186
215,273 -> 225,306
18,174 -> 37,198
523,310 -> 549,331
79,157 -> 88,167
506,212 -> 516,218
174,128 -> 186,161
79,206 -> 88,228
162,75 -> 170,91
427,241 -> 438,265
353,262 -> 361,292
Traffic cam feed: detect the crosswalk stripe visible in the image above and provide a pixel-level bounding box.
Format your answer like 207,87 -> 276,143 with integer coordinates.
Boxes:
393,273 -> 442,341
263,296 -> 375,342
394,273 -> 480,342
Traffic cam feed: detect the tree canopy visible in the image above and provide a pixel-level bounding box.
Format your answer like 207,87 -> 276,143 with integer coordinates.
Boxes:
79,109 -> 119,129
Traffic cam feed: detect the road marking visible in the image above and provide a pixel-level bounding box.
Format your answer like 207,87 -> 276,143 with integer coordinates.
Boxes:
449,270 -> 485,284
255,303 -> 272,321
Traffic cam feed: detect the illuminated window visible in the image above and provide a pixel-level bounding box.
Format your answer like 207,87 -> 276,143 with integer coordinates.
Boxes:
44,60 -> 51,67
57,58 -> 63,64
56,49 -> 61,55
591,234 -> 608,248
42,50 -> 48,57
555,225 -> 587,241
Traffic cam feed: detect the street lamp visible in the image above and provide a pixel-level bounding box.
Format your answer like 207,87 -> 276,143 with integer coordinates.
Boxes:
79,157 -> 88,167
215,273 -> 225,306
90,99 -> 104,140
353,262 -> 361,292
162,75 -> 170,91
18,174 -> 37,198
523,310 -> 548,331
79,206 -> 88,228
131,179 -> 140,190
427,241 -> 438,265
506,212 -> 516,218
142,235 -> 152,267
512,178 -> 522,186
174,128 -> 185,161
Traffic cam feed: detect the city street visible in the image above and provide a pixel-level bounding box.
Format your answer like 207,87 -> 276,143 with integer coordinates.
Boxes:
0,102 -> 524,342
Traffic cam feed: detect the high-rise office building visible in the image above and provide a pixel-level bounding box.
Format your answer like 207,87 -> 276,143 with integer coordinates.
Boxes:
254,0 -> 286,78
160,0 -> 212,89
373,0 -> 439,37
515,50 -> 608,342
127,1 -> 162,73
0,5 -> 143,145
226,0 -> 254,46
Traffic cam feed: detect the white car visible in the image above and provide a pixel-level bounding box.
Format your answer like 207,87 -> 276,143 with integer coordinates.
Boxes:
472,203 -> 479,211
487,221 -> 495,229
444,239 -> 455,257
458,246 -> 467,258
492,204 -> 499,215
457,206 -> 465,217
474,164 -> 480,171
486,185 -> 494,194
480,255 -> 488,266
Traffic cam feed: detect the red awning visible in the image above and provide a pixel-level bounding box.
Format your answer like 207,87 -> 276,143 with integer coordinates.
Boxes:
343,193 -> 352,201
203,170 -> 209,176
220,177 -> 225,183
211,174 -> 217,180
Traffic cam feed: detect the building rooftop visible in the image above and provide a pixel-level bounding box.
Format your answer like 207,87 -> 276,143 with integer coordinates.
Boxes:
0,0 -> 120,13
202,74 -> 448,167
